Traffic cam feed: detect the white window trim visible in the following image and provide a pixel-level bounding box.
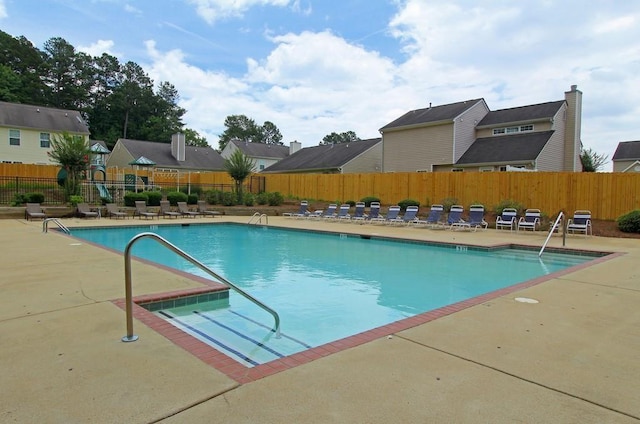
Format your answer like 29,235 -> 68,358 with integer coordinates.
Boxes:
492,124 -> 535,135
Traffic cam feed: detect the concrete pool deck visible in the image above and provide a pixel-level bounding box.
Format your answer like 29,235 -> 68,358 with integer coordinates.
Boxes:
1,216 -> 639,423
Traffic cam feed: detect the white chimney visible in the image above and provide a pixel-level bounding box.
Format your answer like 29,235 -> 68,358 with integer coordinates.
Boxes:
289,140 -> 302,155
171,133 -> 186,162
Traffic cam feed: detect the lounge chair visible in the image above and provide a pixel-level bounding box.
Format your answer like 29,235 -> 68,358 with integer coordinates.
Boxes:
447,205 -> 465,229
313,203 -> 337,219
106,203 -> 127,219
380,205 -> 402,225
134,200 -> 158,219
77,203 -> 99,219
517,208 -> 541,232
334,204 -> 352,220
177,202 -> 198,218
283,200 -> 309,218
197,200 -> 221,217
159,200 -> 180,219
366,202 -> 383,223
25,203 -> 47,221
398,205 -> 419,225
350,202 -> 367,222
462,204 -> 488,231
415,204 -> 445,228
567,210 -> 592,235
496,208 -> 517,231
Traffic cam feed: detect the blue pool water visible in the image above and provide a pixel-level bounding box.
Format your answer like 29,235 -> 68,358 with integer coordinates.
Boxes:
72,223 -> 596,366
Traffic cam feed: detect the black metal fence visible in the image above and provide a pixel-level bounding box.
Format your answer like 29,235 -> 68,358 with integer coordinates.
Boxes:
0,176 -> 262,205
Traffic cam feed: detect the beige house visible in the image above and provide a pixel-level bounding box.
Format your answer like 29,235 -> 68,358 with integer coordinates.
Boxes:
220,139 -> 298,172
612,141 -> 640,172
262,138 -> 382,174
380,85 -> 583,172
0,101 -> 90,164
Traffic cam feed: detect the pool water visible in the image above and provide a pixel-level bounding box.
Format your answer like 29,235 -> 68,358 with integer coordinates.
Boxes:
72,224 -> 596,366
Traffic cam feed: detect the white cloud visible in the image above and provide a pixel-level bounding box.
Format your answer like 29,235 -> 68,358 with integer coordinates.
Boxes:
187,0 -> 291,24
124,4 -> 142,15
0,0 -> 7,19
77,39 -> 118,57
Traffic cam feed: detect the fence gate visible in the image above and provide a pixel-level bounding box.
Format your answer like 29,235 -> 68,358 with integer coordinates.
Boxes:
249,175 -> 265,193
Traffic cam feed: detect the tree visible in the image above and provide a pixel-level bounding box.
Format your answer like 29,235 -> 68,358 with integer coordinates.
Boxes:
48,132 -> 91,199
184,128 -> 209,147
218,115 -> 283,150
224,149 -> 255,202
581,148 -> 609,172
0,31 -> 48,104
41,37 -> 92,110
321,131 -> 360,145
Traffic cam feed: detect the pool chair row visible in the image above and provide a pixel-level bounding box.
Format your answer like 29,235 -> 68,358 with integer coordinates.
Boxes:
495,208 -> 592,235
132,200 -> 221,219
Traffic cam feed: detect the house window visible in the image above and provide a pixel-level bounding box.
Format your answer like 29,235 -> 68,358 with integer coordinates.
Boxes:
506,126 -> 519,133
40,133 -> 50,148
493,128 -> 505,135
520,124 -> 534,132
479,167 -> 494,172
259,164 -> 265,170
452,168 -> 463,172
493,124 -> 534,135
9,129 -> 20,146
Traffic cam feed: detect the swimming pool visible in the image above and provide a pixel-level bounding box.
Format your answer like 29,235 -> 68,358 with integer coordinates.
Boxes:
72,223 -> 599,367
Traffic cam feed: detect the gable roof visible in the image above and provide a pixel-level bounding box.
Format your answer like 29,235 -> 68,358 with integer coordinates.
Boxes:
455,131 -> 555,165
612,141 -> 640,161
263,138 -> 381,172
117,139 -> 225,170
477,100 -> 565,127
231,139 -> 289,159
0,101 -> 90,134
380,99 -> 484,131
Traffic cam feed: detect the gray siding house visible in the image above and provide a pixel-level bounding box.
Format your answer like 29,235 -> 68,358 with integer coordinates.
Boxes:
380,85 -> 583,172
612,141 -> 640,173
220,139 -> 298,172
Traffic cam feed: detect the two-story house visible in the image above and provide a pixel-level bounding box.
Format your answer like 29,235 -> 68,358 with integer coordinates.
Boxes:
0,101 -> 90,164
380,85 -> 582,172
220,139 -> 295,172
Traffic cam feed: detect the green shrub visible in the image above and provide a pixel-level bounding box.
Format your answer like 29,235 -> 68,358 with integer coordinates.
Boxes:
494,199 -> 524,215
268,191 -> 284,206
187,194 -> 198,205
360,196 -> 380,207
166,191 -> 188,205
221,191 -> 237,206
617,210 -> 640,233
69,195 -> 84,206
123,191 -> 148,207
25,192 -> 45,204
345,200 -> 356,207
440,197 -> 458,213
243,193 -> 255,206
256,192 -> 269,205
398,198 -> 420,211
11,193 -> 27,206
204,190 -> 223,205
146,191 -> 163,206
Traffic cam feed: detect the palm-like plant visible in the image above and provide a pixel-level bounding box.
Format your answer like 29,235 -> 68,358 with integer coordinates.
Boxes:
48,132 -> 91,199
224,149 -> 256,202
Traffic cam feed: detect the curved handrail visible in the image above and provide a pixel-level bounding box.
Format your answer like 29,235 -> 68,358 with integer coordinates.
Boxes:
122,232 -> 281,342
42,218 -> 70,234
539,211 -> 564,257
248,212 -> 268,225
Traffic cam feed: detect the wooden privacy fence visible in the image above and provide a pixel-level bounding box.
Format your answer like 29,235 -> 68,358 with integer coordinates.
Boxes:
1,164 -> 639,220
262,172 -> 640,221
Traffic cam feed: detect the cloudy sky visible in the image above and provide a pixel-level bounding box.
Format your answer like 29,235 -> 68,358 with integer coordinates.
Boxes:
2,0 -> 639,170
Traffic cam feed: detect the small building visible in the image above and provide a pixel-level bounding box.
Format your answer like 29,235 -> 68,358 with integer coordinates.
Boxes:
106,133 -> 225,172
262,138 -> 382,174
220,139 -> 297,172
380,85 -> 583,172
612,141 -> 640,173
0,101 -> 90,164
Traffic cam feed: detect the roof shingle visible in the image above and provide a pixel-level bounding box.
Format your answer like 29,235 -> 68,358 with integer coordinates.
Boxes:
119,139 -> 225,170
380,99 -> 484,131
455,131 -> 555,165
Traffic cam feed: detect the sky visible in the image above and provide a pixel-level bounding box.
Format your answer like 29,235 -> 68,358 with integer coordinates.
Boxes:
1,0 -> 639,170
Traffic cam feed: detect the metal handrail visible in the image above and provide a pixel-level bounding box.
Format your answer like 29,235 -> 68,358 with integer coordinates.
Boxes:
248,212 -> 268,225
42,218 -> 70,234
121,232 -> 281,342
539,211 -> 564,257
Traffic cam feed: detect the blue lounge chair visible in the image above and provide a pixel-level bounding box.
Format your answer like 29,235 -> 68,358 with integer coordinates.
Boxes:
350,202 -> 367,222
335,204 -> 352,220
566,210 -> 592,235
496,208 -> 517,231
517,209 -> 541,232
463,205 -> 488,231
366,202 -> 383,224
398,205 -> 419,225
415,204 -> 445,228
314,203 -> 337,219
447,205 -> 465,229
283,200 -> 308,218
381,205 -> 402,225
